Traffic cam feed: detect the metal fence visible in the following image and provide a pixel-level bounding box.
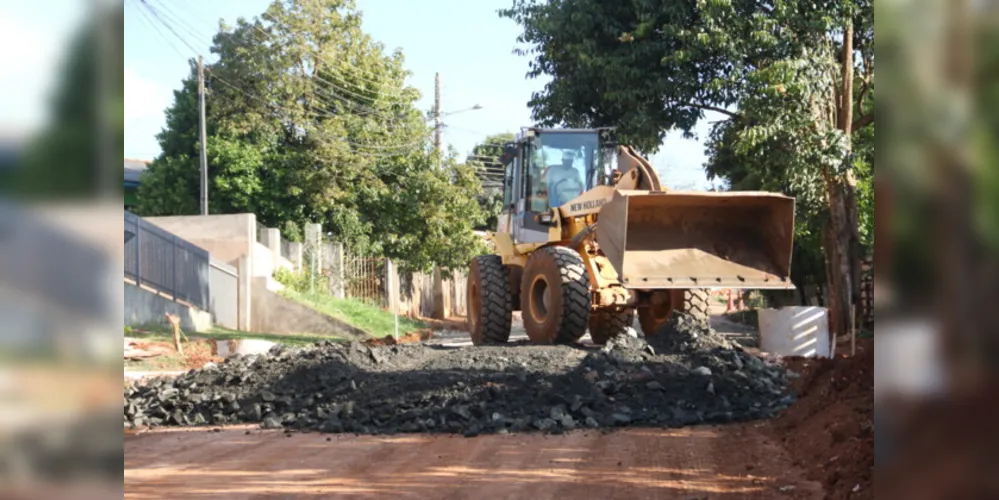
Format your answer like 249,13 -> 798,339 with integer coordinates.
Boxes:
124,210 -> 211,311
342,251 -> 387,306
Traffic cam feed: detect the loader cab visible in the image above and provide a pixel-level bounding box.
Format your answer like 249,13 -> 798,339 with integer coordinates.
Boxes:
499,128 -> 616,244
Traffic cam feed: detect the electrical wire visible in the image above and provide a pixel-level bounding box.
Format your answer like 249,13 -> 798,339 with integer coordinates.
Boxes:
204,68 -> 434,153
134,0 -> 433,154
130,0 -> 194,60
228,4 -> 417,104
137,0 -> 202,55
153,0 -> 417,121
146,0 -> 211,48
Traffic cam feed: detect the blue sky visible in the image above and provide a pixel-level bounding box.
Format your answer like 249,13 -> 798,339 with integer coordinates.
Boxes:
17,0 -> 715,189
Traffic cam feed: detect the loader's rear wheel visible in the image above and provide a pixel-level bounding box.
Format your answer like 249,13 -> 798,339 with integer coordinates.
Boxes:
467,255 -> 512,345
638,288 -> 711,336
683,288 -> 711,323
588,310 -> 635,345
521,246 -> 590,344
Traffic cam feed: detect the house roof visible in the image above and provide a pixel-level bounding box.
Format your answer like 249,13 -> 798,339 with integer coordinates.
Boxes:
124,158 -> 150,183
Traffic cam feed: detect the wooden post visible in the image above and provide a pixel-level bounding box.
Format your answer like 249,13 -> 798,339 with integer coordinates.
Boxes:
165,313 -> 186,355
432,266 -> 445,320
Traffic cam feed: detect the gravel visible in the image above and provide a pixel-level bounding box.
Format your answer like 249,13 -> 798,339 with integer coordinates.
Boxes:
124,313 -> 794,436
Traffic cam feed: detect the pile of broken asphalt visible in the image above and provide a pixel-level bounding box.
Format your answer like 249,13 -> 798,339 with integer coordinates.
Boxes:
124,313 -> 796,436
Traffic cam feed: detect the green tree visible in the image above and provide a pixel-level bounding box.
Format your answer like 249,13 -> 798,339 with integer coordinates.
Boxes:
10,5 -> 123,199
138,0 -> 482,272
467,132 -> 515,231
501,0 -> 874,334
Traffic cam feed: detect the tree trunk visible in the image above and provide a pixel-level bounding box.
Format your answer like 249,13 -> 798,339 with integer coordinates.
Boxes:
822,19 -> 863,337
824,178 -> 857,336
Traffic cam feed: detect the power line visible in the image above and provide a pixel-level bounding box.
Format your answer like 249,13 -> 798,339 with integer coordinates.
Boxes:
227,6 -> 416,104
146,0 -> 211,47
204,68 -> 433,153
135,0 -> 432,154
149,0 -> 417,121
137,0 -> 201,55
129,0 -> 192,60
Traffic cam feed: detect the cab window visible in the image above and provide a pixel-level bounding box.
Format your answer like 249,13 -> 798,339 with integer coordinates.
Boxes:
525,132 -> 598,212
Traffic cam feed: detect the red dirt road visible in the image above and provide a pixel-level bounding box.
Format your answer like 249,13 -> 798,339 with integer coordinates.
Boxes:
125,423 -> 822,499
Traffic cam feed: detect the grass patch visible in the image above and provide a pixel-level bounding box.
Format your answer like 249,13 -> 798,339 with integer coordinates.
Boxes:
280,289 -> 427,338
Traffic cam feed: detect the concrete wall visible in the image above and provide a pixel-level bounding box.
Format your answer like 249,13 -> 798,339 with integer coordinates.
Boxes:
209,259 -> 239,329
250,278 -> 368,338
145,214 -> 257,331
145,214 -> 256,267
252,242 -> 274,278
125,282 -> 212,332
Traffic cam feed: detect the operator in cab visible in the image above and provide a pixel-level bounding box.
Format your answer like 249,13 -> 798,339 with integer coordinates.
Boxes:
545,150 -> 585,208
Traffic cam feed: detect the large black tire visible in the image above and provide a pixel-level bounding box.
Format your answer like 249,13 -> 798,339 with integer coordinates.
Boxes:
588,310 -> 635,345
638,291 -> 675,337
521,246 -> 591,344
467,255 -> 512,345
683,288 -> 711,323
638,288 -> 711,336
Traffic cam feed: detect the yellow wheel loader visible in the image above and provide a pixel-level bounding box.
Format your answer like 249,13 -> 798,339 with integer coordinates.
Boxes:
466,127 -> 796,346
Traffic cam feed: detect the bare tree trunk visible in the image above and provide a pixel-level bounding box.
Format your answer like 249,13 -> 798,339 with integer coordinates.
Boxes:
824,19 -> 862,337
825,180 -> 856,336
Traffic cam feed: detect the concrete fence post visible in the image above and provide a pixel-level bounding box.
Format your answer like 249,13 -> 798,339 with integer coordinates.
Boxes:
302,223 -> 322,294
264,227 -> 281,260
386,258 -> 399,339
288,242 -> 303,270
237,255 -> 252,331
332,243 -> 346,299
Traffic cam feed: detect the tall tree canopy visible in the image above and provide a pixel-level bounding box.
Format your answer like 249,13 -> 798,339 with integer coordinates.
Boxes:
501,0 -> 874,334
138,0 -> 484,272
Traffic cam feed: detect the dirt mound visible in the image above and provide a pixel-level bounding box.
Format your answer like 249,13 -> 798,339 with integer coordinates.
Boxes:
770,339 -> 874,499
124,313 -> 794,436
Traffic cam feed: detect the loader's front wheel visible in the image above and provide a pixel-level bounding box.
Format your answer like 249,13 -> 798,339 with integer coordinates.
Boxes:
588,310 -> 635,345
467,255 -> 512,345
638,291 -> 676,337
521,246 -> 591,344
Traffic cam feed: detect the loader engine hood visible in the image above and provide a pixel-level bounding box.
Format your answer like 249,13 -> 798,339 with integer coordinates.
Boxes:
594,190 -> 796,290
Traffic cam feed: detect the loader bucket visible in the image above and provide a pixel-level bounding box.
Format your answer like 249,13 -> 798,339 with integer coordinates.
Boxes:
595,190 -> 796,290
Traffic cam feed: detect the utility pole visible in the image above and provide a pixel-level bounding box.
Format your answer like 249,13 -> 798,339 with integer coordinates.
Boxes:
431,72 -> 444,319
434,72 -> 442,170
198,55 -> 209,215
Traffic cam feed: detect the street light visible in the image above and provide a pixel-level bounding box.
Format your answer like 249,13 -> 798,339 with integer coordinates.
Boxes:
442,104 -> 483,117
435,104 -> 484,169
